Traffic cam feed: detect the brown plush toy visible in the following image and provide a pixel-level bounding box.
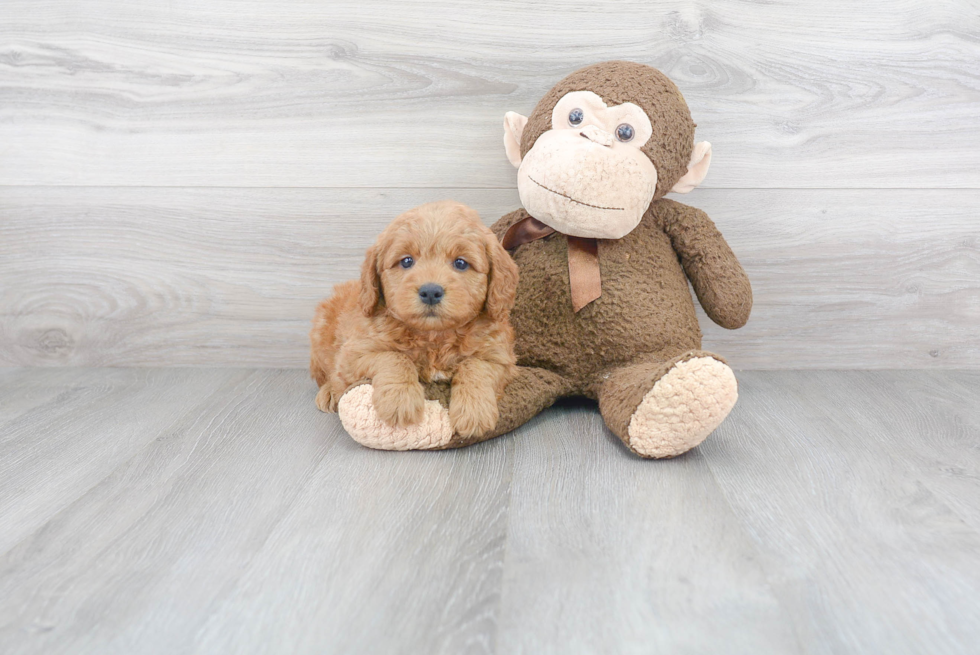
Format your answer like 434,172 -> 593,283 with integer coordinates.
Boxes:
337,61 -> 752,458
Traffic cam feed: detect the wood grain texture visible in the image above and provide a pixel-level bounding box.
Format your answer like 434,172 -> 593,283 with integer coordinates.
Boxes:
700,371 -> 980,655
0,368 -> 247,555
0,369 -> 337,654
1,0 -> 979,188
0,368 -> 978,654
0,367 -> 91,425
0,368 -> 511,655
191,426 -> 512,655
495,405 -> 800,654
497,371 -> 980,654
1,187 -> 977,369
804,370 -> 980,533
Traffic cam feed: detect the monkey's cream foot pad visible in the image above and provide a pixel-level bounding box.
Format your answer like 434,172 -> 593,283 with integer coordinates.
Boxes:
627,356 -> 738,459
337,384 -> 454,450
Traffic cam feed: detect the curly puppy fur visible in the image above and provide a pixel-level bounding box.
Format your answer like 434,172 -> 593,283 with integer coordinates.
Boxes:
310,200 -> 519,439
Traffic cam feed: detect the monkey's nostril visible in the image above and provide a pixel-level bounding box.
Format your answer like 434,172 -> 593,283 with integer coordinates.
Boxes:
418,283 -> 445,305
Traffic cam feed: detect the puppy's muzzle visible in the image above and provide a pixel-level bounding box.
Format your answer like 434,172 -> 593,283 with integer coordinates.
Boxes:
418,283 -> 445,306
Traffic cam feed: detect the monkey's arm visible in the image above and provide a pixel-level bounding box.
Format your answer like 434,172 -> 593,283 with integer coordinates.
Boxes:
659,199 -> 752,329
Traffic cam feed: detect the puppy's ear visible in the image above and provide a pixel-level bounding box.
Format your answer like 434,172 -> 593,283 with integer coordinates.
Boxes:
483,232 -> 519,322
359,244 -> 384,316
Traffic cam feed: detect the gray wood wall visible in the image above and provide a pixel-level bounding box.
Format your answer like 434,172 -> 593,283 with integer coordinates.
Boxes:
2,0 -> 978,369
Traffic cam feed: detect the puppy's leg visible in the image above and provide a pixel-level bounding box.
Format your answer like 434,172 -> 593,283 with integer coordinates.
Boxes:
315,383 -> 343,413
310,281 -> 360,405
315,385 -> 331,412
311,306 -> 337,412
449,358 -> 507,439
355,351 -> 426,428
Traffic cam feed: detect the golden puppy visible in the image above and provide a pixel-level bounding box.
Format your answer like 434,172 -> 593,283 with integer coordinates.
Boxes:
310,200 -> 519,439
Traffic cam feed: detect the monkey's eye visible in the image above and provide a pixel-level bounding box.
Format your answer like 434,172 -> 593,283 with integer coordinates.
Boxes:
616,124 -> 635,142
453,258 -> 469,271
568,108 -> 584,126
399,256 -> 414,269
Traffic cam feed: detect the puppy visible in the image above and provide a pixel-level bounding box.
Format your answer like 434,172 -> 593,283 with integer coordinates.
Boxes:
310,200 -> 519,439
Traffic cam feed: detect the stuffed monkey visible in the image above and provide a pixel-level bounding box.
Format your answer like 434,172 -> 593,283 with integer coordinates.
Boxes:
337,61 -> 752,458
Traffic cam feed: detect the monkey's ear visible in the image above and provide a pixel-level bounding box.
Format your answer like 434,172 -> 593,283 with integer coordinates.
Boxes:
358,245 -> 384,316
671,141 -> 712,194
503,112 -> 528,168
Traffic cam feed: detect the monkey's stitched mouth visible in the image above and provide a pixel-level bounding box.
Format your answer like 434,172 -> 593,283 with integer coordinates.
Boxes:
527,175 -> 624,211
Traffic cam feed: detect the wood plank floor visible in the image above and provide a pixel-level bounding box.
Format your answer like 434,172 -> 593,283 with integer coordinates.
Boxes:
0,368 -> 978,654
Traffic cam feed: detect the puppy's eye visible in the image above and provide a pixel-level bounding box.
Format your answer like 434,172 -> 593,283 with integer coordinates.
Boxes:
399,256 -> 414,269
568,108 -> 584,126
453,258 -> 469,271
616,123 -> 635,142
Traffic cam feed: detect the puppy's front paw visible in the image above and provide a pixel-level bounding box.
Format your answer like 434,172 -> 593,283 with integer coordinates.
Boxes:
373,381 -> 426,427
449,394 -> 499,439
315,386 -> 336,413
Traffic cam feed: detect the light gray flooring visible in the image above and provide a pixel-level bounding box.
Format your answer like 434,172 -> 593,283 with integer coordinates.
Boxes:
0,368 -> 978,654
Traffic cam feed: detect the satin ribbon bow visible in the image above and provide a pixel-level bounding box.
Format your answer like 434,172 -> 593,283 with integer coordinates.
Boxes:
502,216 -> 601,312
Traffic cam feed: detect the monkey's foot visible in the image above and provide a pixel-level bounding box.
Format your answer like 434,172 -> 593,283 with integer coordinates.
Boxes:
337,384 -> 454,451
627,356 -> 738,458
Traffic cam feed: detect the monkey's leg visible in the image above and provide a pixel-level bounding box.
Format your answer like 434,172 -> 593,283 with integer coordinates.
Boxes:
336,366 -> 572,451
596,350 -> 738,459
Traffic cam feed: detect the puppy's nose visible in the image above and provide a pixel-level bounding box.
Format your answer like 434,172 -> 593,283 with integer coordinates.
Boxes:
418,283 -> 445,305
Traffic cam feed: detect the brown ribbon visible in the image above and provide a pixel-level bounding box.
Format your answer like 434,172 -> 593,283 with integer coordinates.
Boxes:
501,215 -> 554,249
502,216 -> 602,312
